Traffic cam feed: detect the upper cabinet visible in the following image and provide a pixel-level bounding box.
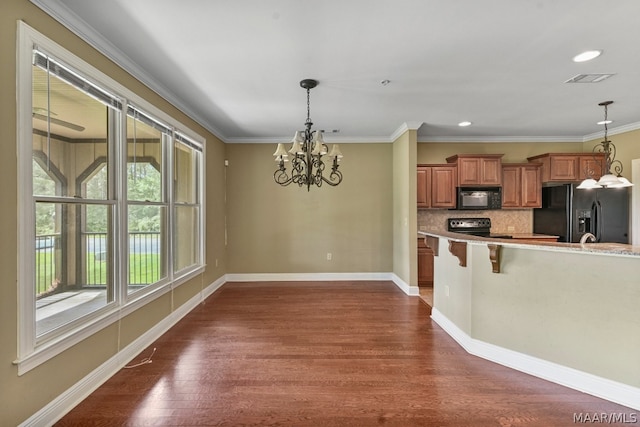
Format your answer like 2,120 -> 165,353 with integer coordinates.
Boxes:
501,163 -> 542,208
417,164 -> 457,209
527,153 -> 606,183
446,154 -> 503,186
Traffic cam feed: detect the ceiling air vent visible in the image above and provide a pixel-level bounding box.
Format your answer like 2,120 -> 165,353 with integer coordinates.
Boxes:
565,73 -> 615,83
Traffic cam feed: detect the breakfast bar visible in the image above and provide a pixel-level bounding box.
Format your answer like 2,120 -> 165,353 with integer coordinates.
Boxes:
419,230 -> 640,411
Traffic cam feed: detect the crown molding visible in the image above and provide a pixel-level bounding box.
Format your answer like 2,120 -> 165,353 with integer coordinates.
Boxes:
582,120 -> 640,142
418,135 -> 584,143
389,121 -> 424,142
29,0 -> 228,142
225,136 -> 392,144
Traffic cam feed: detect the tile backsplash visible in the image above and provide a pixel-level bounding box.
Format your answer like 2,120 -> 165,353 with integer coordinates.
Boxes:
418,209 -> 533,233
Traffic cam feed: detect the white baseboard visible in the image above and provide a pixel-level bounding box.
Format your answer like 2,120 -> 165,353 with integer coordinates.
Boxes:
389,273 -> 419,296
431,308 -> 640,411
225,272 -> 419,296
20,275 -> 227,427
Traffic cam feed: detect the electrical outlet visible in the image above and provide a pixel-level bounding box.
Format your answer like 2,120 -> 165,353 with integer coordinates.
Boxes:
445,285 -> 450,297
327,252 -> 332,261
507,226 -> 515,232
215,258 -> 219,267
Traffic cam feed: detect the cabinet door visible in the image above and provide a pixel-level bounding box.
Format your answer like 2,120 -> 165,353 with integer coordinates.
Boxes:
520,165 -> 542,208
481,158 -> 502,185
549,156 -> 578,181
457,158 -> 481,186
417,167 -> 430,208
431,166 -> 457,208
501,166 -> 521,207
579,155 -> 605,180
417,239 -> 434,286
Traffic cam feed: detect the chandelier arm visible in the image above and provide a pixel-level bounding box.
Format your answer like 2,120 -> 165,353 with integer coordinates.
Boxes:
611,159 -> 623,176
274,164 -> 292,186
321,168 -> 343,186
608,142 -> 619,175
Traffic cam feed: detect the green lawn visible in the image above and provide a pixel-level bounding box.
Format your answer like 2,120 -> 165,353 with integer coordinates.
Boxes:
86,253 -> 161,285
36,252 -> 161,295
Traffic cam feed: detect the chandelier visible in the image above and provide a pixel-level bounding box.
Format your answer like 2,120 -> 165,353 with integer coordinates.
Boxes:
578,101 -> 633,189
273,79 -> 343,190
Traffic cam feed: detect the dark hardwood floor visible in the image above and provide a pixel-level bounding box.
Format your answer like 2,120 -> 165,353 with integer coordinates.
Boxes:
56,281 -> 634,426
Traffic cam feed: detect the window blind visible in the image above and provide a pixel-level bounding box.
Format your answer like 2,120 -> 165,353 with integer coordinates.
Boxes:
127,105 -> 172,135
33,48 -> 122,110
175,131 -> 203,152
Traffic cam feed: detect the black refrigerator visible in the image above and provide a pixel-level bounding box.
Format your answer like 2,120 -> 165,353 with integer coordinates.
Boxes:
533,184 -> 629,243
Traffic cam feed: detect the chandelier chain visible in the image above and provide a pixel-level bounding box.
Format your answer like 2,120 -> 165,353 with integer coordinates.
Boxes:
306,87 -> 311,125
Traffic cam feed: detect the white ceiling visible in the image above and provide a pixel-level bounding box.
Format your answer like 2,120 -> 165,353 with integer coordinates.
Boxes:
33,0 -> 640,143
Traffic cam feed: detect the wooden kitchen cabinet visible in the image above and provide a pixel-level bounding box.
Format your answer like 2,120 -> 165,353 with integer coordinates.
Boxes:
417,237 -> 434,286
417,164 -> 457,209
527,153 -> 605,183
580,155 -> 606,180
446,154 -> 503,186
417,167 -> 430,208
501,163 -> 542,208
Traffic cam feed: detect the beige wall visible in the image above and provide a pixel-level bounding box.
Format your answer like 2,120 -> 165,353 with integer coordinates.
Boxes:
392,130 -> 416,286
0,1 -> 226,425
434,240 -> 640,388
225,143 -> 393,273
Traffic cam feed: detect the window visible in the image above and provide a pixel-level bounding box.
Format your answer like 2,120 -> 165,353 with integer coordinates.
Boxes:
32,49 -> 117,338
174,134 -> 203,273
127,107 -> 170,294
17,22 -> 205,373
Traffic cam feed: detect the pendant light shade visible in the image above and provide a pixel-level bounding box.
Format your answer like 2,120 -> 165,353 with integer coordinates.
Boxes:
327,144 -> 343,160
273,143 -> 289,162
288,131 -> 304,155
311,131 -> 327,155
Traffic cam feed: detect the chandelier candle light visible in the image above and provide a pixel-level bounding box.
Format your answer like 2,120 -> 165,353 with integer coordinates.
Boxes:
273,79 -> 343,190
578,101 -> 633,189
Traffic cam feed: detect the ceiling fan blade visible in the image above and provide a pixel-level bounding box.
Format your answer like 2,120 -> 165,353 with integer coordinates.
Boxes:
33,112 -> 85,132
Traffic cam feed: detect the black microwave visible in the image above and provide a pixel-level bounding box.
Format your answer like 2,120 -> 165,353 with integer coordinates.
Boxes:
456,187 -> 502,210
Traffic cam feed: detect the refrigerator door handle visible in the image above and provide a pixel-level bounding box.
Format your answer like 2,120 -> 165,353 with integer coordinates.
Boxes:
590,201 -> 598,239
591,200 -> 602,242
596,200 -> 603,242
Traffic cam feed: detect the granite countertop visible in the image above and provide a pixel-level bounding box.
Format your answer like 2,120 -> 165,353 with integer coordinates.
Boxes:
418,229 -> 640,258
506,233 -> 559,239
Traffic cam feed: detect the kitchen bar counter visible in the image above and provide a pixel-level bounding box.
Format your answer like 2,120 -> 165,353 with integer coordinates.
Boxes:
419,228 -> 640,411
419,229 -> 640,257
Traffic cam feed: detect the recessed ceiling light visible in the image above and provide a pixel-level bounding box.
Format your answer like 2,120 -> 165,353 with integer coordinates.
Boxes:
573,50 -> 602,62
458,121 -> 472,127
380,79 -> 391,86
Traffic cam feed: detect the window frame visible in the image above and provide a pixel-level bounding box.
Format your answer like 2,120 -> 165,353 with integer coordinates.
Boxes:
15,21 -> 206,375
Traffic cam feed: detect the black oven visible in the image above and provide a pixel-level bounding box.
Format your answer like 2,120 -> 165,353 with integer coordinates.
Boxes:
456,187 -> 502,210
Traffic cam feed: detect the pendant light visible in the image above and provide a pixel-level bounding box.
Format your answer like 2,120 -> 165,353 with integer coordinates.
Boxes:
577,101 -> 633,189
